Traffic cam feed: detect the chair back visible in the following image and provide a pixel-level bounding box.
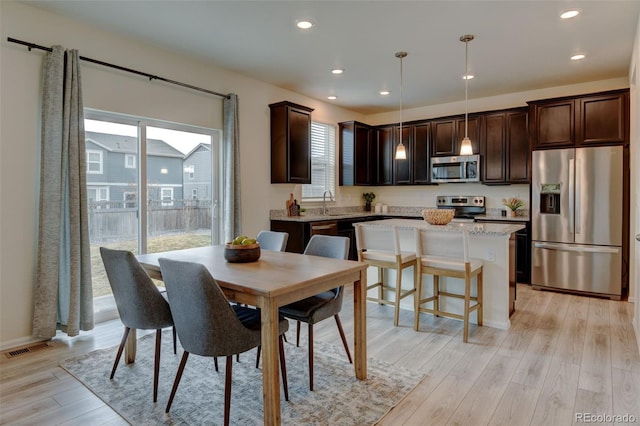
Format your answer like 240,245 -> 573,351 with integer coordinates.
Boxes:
414,228 -> 471,262
256,230 -> 289,251
354,224 -> 402,256
100,247 -> 173,330
158,258 -> 261,357
303,235 -> 350,260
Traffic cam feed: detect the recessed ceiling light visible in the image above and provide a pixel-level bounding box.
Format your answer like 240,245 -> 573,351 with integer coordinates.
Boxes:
560,10 -> 580,19
379,90 -> 390,96
331,69 -> 344,75
571,54 -> 586,61
296,19 -> 314,29
327,95 -> 337,100
462,74 -> 474,80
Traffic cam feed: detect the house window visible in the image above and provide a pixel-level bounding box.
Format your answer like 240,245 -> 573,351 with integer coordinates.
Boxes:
123,192 -> 137,208
191,189 -> 197,199
302,122 -> 336,201
125,154 -> 136,169
87,150 -> 103,174
186,164 -> 195,180
161,188 -> 174,206
87,186 -> 109,209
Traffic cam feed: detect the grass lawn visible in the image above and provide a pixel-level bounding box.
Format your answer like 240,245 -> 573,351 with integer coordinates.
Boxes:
91,232 -> 212,297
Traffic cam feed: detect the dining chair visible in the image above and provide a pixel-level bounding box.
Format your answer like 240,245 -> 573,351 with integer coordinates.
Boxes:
414,228 -> 483,342
256,230 -> 289,251
99,247 -> 176,403
158,258 -> 289,425
354,224 -> 418,327
277,235 -> 352,391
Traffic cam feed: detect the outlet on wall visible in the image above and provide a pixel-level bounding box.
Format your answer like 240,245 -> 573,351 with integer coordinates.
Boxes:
486,249 -> 495,262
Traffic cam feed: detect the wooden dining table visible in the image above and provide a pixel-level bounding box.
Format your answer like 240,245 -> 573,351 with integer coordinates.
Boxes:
133,245 -> 368,425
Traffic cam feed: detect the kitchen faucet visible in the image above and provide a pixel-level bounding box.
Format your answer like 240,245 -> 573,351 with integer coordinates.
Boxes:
322,190 -> 333,215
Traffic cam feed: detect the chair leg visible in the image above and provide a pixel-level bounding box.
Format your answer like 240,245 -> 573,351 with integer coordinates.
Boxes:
463,277 -> 471,343
414,268 -> 422,331
278,335 -> 289,401
477,271 -> 483,326
165,351 -> 189,413
224,356 -> 233,426
154,329 -> 162,402
394,266 -> 402,327
308,323 -> 314,391
110,326 -> 130,380
255,346 -> 261,368
214,357 -> 219,372
434,275 -> 440,317
377,267 -> 383,304
296,320 -> 301,347
334,315 -> 352,364
172,326 -> 177,355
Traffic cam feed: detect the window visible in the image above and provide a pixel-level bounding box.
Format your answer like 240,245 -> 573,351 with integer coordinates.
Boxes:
191,189 -> 197,199
302,122 -> 336,200
125,154 -> 136,168
123,192 -> 137,208
161,188 -> 174,206
187,164 -> 195,180
87,150 -> 103,174
88,186 -> 109,202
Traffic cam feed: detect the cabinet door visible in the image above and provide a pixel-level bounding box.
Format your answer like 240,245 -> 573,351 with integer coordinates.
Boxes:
355,124 -> 375,185
482,112 -> 506,183
507,110 -> 529,183
531,99 -> 575,148
288,107 -> 312,183
431,119 -> 456,156
413,122 -> 431,184
394,125 -> 413,184
578,92 -> 628,145
377,126 -> 394,185
456,116 -> 481,155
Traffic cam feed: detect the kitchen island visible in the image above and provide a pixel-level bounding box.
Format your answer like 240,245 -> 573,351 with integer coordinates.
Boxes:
355,218 -> 525,330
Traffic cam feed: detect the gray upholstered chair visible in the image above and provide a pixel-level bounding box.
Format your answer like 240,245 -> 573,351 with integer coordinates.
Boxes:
99,247 -> 176,403
158,258 -> 289,425
256,230 -> 289,251
278,235 -> 352,391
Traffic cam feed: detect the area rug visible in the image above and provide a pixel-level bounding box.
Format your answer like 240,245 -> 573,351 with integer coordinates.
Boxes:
61,329 -> 423,425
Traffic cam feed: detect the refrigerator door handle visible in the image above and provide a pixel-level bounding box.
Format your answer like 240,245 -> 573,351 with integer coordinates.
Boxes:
575,157 -> 581,235
533,242 -> 620,254
568,158 -> 575,235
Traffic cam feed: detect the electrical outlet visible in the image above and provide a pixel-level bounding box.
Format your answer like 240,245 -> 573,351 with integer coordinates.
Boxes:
486,249 -> 495,262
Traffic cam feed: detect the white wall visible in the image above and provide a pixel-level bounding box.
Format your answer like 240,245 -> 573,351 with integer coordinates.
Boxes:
1,1 -> 636,349
630,10 -> 640,352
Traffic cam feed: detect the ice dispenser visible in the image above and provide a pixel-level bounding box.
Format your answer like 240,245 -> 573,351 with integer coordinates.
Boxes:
539,183 -> 561,214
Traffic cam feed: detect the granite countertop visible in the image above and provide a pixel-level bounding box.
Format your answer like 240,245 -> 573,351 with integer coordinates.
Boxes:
270,209 -> 424,222
474,214 -> 530,222
356,218 -> 525,236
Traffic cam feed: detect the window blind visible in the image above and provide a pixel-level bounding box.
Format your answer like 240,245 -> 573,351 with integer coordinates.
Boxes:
302,122 -> 336,200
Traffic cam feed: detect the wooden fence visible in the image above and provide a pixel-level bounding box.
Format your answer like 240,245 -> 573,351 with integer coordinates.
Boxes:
88,199 -> 212,242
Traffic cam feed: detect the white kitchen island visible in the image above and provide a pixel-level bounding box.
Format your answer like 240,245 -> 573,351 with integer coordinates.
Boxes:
355,218 -> 525,330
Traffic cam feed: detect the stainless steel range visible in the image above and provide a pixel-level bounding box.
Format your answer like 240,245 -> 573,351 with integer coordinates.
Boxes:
436,196 -> 485,222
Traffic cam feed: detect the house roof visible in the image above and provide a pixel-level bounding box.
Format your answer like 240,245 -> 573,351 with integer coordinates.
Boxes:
85,131 -> 184,158
184,143 -> 212,159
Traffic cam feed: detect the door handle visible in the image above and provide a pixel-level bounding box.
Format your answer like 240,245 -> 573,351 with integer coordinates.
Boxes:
636,234 -> 640,242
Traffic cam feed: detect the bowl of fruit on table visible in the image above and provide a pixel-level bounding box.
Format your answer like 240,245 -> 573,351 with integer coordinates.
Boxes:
224,235 -> 261,263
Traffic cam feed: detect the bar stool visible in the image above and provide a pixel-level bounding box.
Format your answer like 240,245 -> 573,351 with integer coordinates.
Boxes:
414,227 -> 483,342
354,224 -> 418,327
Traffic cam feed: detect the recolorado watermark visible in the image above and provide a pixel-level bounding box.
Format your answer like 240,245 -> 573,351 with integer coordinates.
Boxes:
576,412 -> 637,423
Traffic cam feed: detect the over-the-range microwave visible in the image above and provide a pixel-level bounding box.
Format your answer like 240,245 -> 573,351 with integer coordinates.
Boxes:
430,155 -> 480,183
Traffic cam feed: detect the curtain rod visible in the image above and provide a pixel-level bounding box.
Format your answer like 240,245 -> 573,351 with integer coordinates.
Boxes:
7,37 -> 230,99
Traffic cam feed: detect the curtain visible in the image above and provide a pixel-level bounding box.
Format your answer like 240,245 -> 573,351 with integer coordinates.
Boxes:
33,46 -> 93,338
222,93 -> 241,242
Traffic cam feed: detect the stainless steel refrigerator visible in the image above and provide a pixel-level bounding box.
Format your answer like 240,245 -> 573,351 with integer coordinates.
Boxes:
531,146 -> 623,299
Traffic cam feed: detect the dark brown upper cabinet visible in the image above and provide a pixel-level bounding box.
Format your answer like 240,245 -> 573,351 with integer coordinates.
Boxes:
529,89 -> 628,149
412,122 -> 432,184
431,115 -> 481,157
270,101 -> 313,184
393,125 -> 414,184
481,108 -> 529,184
376,125 -> 395,185
339,121 -> 376,186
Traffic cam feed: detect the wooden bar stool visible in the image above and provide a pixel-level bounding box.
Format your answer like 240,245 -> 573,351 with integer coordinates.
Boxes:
354,224 -> 418,327
414,228 -> 483,342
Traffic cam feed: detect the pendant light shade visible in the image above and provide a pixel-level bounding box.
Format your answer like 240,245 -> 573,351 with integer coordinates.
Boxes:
395,51 -> 407,160
459,34 -> 474,156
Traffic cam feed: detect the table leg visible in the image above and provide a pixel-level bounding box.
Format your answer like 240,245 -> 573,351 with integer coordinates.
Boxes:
260,298 -> 281,425
353,271 -> 367,380
124,328 -> 137,364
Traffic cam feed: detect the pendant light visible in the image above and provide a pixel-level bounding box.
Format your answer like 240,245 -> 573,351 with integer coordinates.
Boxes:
459,34 -> 474,156
395,51 -> 407,160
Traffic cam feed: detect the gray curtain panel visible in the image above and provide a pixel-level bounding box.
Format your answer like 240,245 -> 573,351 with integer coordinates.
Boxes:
33,46 -> 93,338
223,93 -> 241,242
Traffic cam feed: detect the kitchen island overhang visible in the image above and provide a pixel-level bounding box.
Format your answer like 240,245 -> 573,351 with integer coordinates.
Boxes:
354,219 -> 525,330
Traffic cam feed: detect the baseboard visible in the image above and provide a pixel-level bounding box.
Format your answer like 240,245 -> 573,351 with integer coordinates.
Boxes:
0,335 -> 47,352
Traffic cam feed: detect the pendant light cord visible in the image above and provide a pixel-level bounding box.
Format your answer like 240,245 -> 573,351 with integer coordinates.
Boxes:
464,38 -> 469,139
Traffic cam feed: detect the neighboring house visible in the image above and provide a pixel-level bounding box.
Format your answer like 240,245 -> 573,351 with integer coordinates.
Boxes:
182,143 -> 213,202
84,131 -> 184,208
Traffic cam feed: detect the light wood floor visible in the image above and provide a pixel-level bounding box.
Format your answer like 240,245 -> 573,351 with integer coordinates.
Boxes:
1,284 -> 638,425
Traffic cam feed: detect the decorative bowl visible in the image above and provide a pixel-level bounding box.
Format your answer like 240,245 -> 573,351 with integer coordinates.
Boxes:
224,243 -> 261,263
421,208 -> 455,225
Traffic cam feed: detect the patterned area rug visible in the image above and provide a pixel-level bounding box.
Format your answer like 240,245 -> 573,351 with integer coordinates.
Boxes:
61,329 -> 423,425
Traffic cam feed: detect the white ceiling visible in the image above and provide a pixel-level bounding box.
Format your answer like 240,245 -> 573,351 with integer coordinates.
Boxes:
23,1 -> 640,115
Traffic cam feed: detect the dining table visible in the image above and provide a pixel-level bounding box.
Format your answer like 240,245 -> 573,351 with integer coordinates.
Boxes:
133,245 -> 368,425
